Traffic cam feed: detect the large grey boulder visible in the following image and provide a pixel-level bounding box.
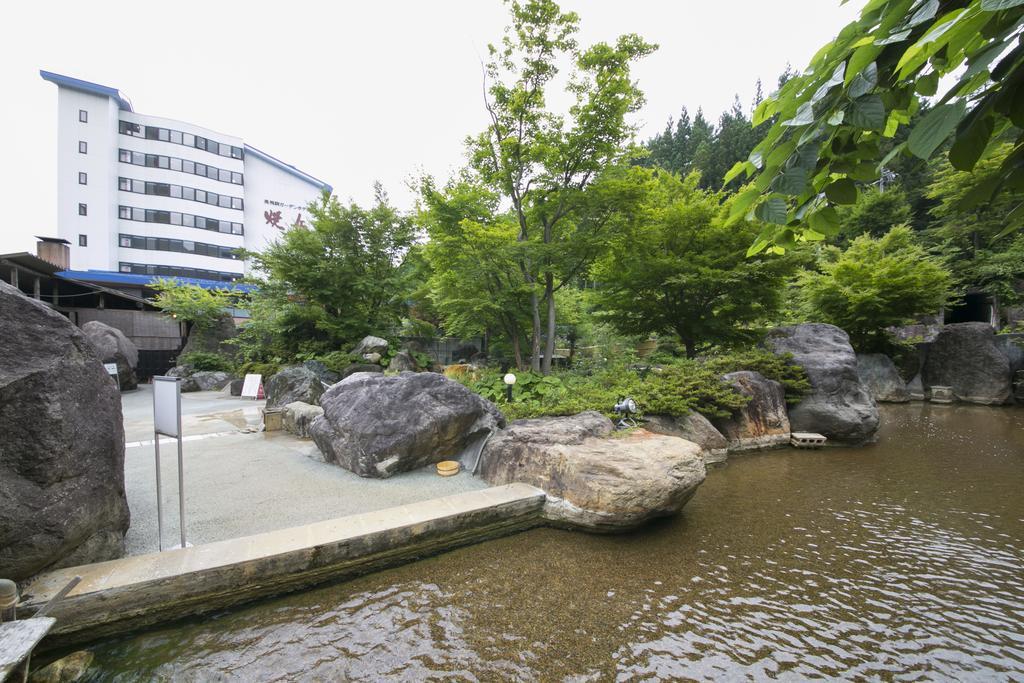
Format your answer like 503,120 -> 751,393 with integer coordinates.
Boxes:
0,281 -> 130,581
921,323 -> 1012,404
81,320 -> 139,390
165,364 -> 197,391
477,412 -> 706,533
282,401 -> 324,438
310,372 -> 505,478
303,359 -> 341,385
766,323 -> 879,444
338,363 -> 384,381
644,412 -> 728,464
350,335 -> 389,357
995,333 -> 1024,376
166,364 -> 193,378
266,366 -> 325,409
180,314 -> 238,358
856,353 -> 910,403
388,350 -> 419,373
189,371 -> 232,392
712,371 -> 791,452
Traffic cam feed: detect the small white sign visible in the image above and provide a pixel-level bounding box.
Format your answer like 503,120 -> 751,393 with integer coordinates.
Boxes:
104,362 -> 119,376
153,376 -> 181,437
241,374 -> 263,398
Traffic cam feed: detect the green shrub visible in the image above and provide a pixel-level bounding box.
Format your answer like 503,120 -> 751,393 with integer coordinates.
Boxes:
237,361 -> 281,378
702,349 -> 810,405
455,348 -> 810,422
410,350 -> 433,368
178,351 -> 234,373
315,351 -> 362,374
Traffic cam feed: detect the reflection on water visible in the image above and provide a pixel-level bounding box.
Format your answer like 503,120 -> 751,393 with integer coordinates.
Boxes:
85,404 -> 1024,681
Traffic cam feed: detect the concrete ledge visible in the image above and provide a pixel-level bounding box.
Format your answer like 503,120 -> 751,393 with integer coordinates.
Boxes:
20,483 -> 546,649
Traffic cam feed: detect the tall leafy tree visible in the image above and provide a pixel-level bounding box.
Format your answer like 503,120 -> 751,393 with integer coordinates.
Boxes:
417,179 -> 533,368
838,185 -> 913,239
468,0 -> 656,373
243,186 -> 415,354
729,0 -> 1024,251
593,169 -> 798,357
642,79 -> 783,191
925,143 -> 1024,297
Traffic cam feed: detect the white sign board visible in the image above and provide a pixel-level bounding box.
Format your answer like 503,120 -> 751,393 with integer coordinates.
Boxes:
241,374 -> 263,398
104,363 -> 119,376
153,377 -> 181,437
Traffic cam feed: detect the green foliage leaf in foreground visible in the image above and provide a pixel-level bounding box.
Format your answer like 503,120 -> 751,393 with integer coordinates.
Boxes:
736,0 -> 1024,251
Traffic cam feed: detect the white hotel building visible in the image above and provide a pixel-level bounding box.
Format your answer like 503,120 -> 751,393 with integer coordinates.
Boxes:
42,70 -> 331,285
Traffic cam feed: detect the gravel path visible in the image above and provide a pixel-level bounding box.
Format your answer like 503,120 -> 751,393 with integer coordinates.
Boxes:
121,386 -> 488,555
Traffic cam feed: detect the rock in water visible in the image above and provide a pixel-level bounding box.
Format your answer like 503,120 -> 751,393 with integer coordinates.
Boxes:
27,649 -> 94,683
712,371 -> 791,452
81,320 -> 139,390
644,412 -> 728,464
180,314 -> 238,358
477,411 -> 705,533
0,281 -> 129,581
766,323 -> 879,444
265,366 -> 325,409
856,353 -> 910,402
310,372 -> 505,477
921,323 -> 1012,404
995,333 -> 1024,376
282,401 -> 324,438
350,335 -> 389,357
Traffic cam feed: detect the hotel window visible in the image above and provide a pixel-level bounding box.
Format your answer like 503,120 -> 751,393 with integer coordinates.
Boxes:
119,121 -> 143,137
78,141 -> 87,154
79,109 -> 88,123
78,234 -> 87,247
78,172 -> 87,185
78,203 -> 87,216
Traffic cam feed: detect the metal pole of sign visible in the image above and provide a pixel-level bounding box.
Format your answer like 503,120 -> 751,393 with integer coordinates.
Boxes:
152,376 -> 186,551
152,386 -> 165,552
176,383 -> 186,549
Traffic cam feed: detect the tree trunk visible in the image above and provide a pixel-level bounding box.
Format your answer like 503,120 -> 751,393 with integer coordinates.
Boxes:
512,332 -> 523,370
683,338 -> 696,359
505,317 -> 524,371
529,291 -> 542,373
542,273 -> 556,375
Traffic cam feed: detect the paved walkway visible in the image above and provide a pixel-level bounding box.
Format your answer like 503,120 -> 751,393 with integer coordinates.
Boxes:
121,386 -> 488,555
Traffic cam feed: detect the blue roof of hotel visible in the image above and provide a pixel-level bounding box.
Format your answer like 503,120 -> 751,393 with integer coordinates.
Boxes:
40,70 -> 133,111
40,70 -> 332,193
57,270 -> 257,293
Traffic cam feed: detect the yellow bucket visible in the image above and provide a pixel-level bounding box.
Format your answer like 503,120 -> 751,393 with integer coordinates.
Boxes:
436,460 -> 460,476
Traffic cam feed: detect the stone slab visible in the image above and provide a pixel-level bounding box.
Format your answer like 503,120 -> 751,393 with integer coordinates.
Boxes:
0,617 -> 55,681
20,484 -> 546,649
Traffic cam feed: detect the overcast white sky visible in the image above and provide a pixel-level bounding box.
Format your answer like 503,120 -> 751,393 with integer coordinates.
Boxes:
1,0 -> 860,255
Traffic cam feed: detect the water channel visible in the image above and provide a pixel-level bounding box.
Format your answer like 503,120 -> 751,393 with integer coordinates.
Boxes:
82,403 -> 1024,681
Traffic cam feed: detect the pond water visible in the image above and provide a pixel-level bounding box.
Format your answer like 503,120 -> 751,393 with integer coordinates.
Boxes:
83,403 -> 1024,681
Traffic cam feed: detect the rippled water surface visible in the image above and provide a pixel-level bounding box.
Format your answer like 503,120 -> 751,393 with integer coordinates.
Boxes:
84,404 -> 1024,681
